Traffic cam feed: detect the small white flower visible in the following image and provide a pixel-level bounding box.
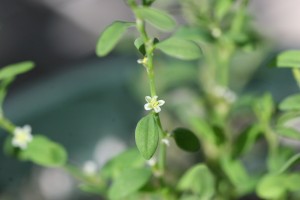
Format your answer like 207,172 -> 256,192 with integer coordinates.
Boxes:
137,57 -> 148,65
144,96 -> 165,113
12,125 -> 33,150
161,138 -> 170,147
83,161 -> 98,176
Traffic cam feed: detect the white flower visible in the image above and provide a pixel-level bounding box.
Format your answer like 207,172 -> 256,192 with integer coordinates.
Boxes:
83,161 -> 98,176
144,96 -> 165,113
137,57 -> 148,65
12,125 -> 33,150
146,157 -> 157,167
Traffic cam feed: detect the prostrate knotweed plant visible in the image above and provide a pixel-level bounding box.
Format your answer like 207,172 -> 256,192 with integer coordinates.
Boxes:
1,0 -> 300,200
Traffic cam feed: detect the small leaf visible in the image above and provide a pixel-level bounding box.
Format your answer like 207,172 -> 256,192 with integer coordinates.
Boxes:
279,94 -> 300,111
134,37 -> 146,56
256,174 -> 287,199
79,184 -> 104,195
253,93 -> 274,122
275,126 -> 300,140
96,21 -> 134,57
156,37 -> 202,60
101,148 -> 144,179
215,0 -> 232,20
232,125 -> 261,158
177,164 -> 215,199
267,147 -> 294,172
286,173 -> 300,191
135,7 -> 176,32
0,61 -> 34,80
20,135 -> 67,167
275,50 -> 300,68
173,128 -> 200,152
108,168 -> 151,199
135,114 -> 160,160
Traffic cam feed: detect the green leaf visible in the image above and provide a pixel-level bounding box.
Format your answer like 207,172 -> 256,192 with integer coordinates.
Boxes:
96,21 -> 134,57
108,168 -> 151,199
156,37 -> 202,60
0,61 -> 34,80
232,125 -> 261,158
172,128 -> 200,152
275,50 -> 300,68
215,0 -> 232,20
135,7 -> 176,32
279,94 -> 300,111
256,174 -> 287,199
253,93 -> 274,122
101,148 -> 144,179
275,126 -> 300,140
177,164 -> 215,199
286,173 -> 300,191
135,114 -> 160,160
20,135 -> 67,167
174,26 -> 212,43
278,153 -> 300,174
142,0 -> 155,6
79,184 -> 104,195
134,37 -> 146,56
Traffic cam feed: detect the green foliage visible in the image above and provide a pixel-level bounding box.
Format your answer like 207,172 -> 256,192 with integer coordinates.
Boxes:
279,94 -> 300,111
0,61 -> 34,80
275,50 -> 300,68
135,7 -> 176,32
20,135 -> 67,167
108,168 -> 152,199
156,37 -> 202,60
177,164 -> 215,199
96,21 -> 134,56
135,114 -> 160,160
172,128 -> 200,152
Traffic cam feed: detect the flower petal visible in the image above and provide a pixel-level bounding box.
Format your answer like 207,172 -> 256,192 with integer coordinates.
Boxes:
145,96 -> 152,103
153,96 -> 158,101
154,106 -> 161,113
157,100 -> 165,106
144,103 -> 152,110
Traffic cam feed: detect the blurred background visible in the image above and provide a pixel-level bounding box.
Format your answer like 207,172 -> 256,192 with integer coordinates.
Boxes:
0,0 -> 300,199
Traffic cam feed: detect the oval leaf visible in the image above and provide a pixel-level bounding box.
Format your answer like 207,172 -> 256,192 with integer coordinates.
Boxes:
156,37 -> 202,60
173,128 -> 200,152
177,164 -> 215,199
135,114 -> 160,160
20,135 -> 67,167
279,94 -> 300,111
256,174 -> 287,199
0,61 -> 34,80
108,168 -> 151,199
96,21 -> 134,57
276,50 -> 300,68
136,7 -> 176,32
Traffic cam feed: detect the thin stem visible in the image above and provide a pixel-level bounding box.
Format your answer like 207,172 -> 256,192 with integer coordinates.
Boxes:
133,5 -> 167,175
0,117 -> 15,134
292,68 -> 300,89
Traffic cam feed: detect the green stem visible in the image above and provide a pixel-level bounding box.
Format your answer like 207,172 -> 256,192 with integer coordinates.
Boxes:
133,6 -> 167,175
0,117 -> 15,134
292,68 -> 300,89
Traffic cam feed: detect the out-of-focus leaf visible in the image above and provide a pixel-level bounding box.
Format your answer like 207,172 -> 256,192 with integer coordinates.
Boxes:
232,124 -> 261,158
135,114 -> 160,160
256,174 -> 287,199
279,94 -> 300,111
275,50 -> 300,68
172,128 -> 200,152
101,148 -> 144,179
278,153 -> 300,174
108,168 -> 151,199
156,37 -> 202,60
96,21 -> 134,57
275,126 -> 300,140
0,61 -> 34,80
135,7 -> 176,32
177,164 -> 215,199
253,93 -> 274,123
20,135 -> 67,167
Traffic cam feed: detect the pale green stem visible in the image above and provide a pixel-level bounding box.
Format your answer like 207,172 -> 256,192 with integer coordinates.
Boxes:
292,68 -> 300,89
134,6 -> 167,175
0,117 -> 15,134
